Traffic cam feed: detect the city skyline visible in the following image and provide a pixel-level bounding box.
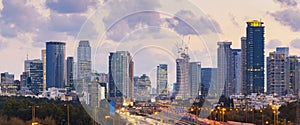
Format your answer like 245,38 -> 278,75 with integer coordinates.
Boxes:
1,0 -> 300,80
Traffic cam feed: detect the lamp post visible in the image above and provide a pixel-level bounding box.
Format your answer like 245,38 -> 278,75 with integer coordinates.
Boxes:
105,116 -> 114,125
30,105 -> 39,124
64,104 -> 70,125
270,103 -> 279,125
260,109 -> 264,125
221,108 -> 226,122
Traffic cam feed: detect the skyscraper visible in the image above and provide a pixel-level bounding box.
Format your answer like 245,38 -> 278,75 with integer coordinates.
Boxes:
241,37 -> 248,95
267,50 -> 289,96
134,74 -> 151,101
157,64 -> 168,97
41,49 -> 46,92
66,57 -> 74,87
24,59 -> 44,94
108,51 -> 134,101
217,42 -> 233,97
201,68 -> 217,97
289,56 -> 300,95
189,62 -> 201,98
46,42 -> 65,89
232,49 -> 242,95
244,20 -> 265,94
175,48 -> 190,100
77,40 -> 91,83
1,72 -> 14,84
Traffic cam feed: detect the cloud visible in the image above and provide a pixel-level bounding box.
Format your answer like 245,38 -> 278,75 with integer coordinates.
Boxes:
0,40 -> 7,51
266,39 -> 282,49
166,10 -> 222,35
273,0 -> 298,7
46,0 -> 99,13
290,39 -> 300,49
103,0 -> 161,41
270,9 -> 300,32
229,13 -> 239,27
0,0 -> 46,37
49,13 -> 87,36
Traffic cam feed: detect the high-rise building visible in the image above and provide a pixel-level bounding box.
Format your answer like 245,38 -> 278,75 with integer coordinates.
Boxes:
77,40 -> 91,83
217,42 -> 233,97
41,49 -> 46,91
108,51 -> 134,101
289,56 -> 300,95
1,72 -> 14,84
189,62 -> 201,98
175,48 -> 190,100
157,64 -> 168,97
66,57 -> 74,87
267,50 -> 289,96
134,74 -> 151,101
24,59 -> 44,95
243,20 -> 265,95
46,42 -> 65,89
241,37 -> 248,95
201,68 -> 217,97
232,49 -> 242,95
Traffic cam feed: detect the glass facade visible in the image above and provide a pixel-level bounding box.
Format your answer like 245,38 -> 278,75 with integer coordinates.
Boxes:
108,51 -> 134,101
77,40 -> 91,83
157,64 -> 168,97
245,20 -> 265,94
46,42 -> 65,89
24,59 -> 43,95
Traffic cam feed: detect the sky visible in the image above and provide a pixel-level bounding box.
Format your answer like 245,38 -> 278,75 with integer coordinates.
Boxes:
0,0 -> 300,84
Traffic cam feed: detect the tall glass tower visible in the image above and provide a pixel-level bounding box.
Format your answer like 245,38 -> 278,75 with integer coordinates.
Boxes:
245,20 -> 265,94
108,51 -> 134,101
24,59 -> 43,95
77,40 -> 91,83
46,42 -> 65,89
157,64 -> 168,97
217,42 -> 233,97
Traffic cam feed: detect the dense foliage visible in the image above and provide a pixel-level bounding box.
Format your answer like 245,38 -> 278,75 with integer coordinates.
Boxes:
0,96 -> 93,125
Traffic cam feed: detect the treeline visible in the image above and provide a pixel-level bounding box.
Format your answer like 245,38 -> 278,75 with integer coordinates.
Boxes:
0,96 -> 93,125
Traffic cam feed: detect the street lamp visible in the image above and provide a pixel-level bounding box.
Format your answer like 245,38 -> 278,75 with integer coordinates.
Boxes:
260,109 -> 264,125
270,103 -> 279,125
30,105 -> 39,124
221,108 -> 226,122
64,104 -> 70,125
105,116 -> 114,125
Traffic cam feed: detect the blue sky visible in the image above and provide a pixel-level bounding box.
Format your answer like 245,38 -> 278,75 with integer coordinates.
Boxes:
0,0 -> 300,82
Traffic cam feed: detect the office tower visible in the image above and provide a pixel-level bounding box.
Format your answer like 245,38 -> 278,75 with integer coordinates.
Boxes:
20,72 -> 28,88
289,56 -> 300,95
24,59 -> 44,95
66,57 -> 74,87
189,62 -> 201,98
244,20 -> 265,95
241,37 -> 248,95
201,68 -> 217,97
267,50 -> 289,96
175,47 -> 190,100
134,74 -> 151,101
232,49 -> 242,95
217,42 -> 233,97
1,72 -> 14,84
46,42 -> 66,89
77,40 -> 91,83
157,64 -> 168,97
108,51 -> 134,101
41,49 -> 46,91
